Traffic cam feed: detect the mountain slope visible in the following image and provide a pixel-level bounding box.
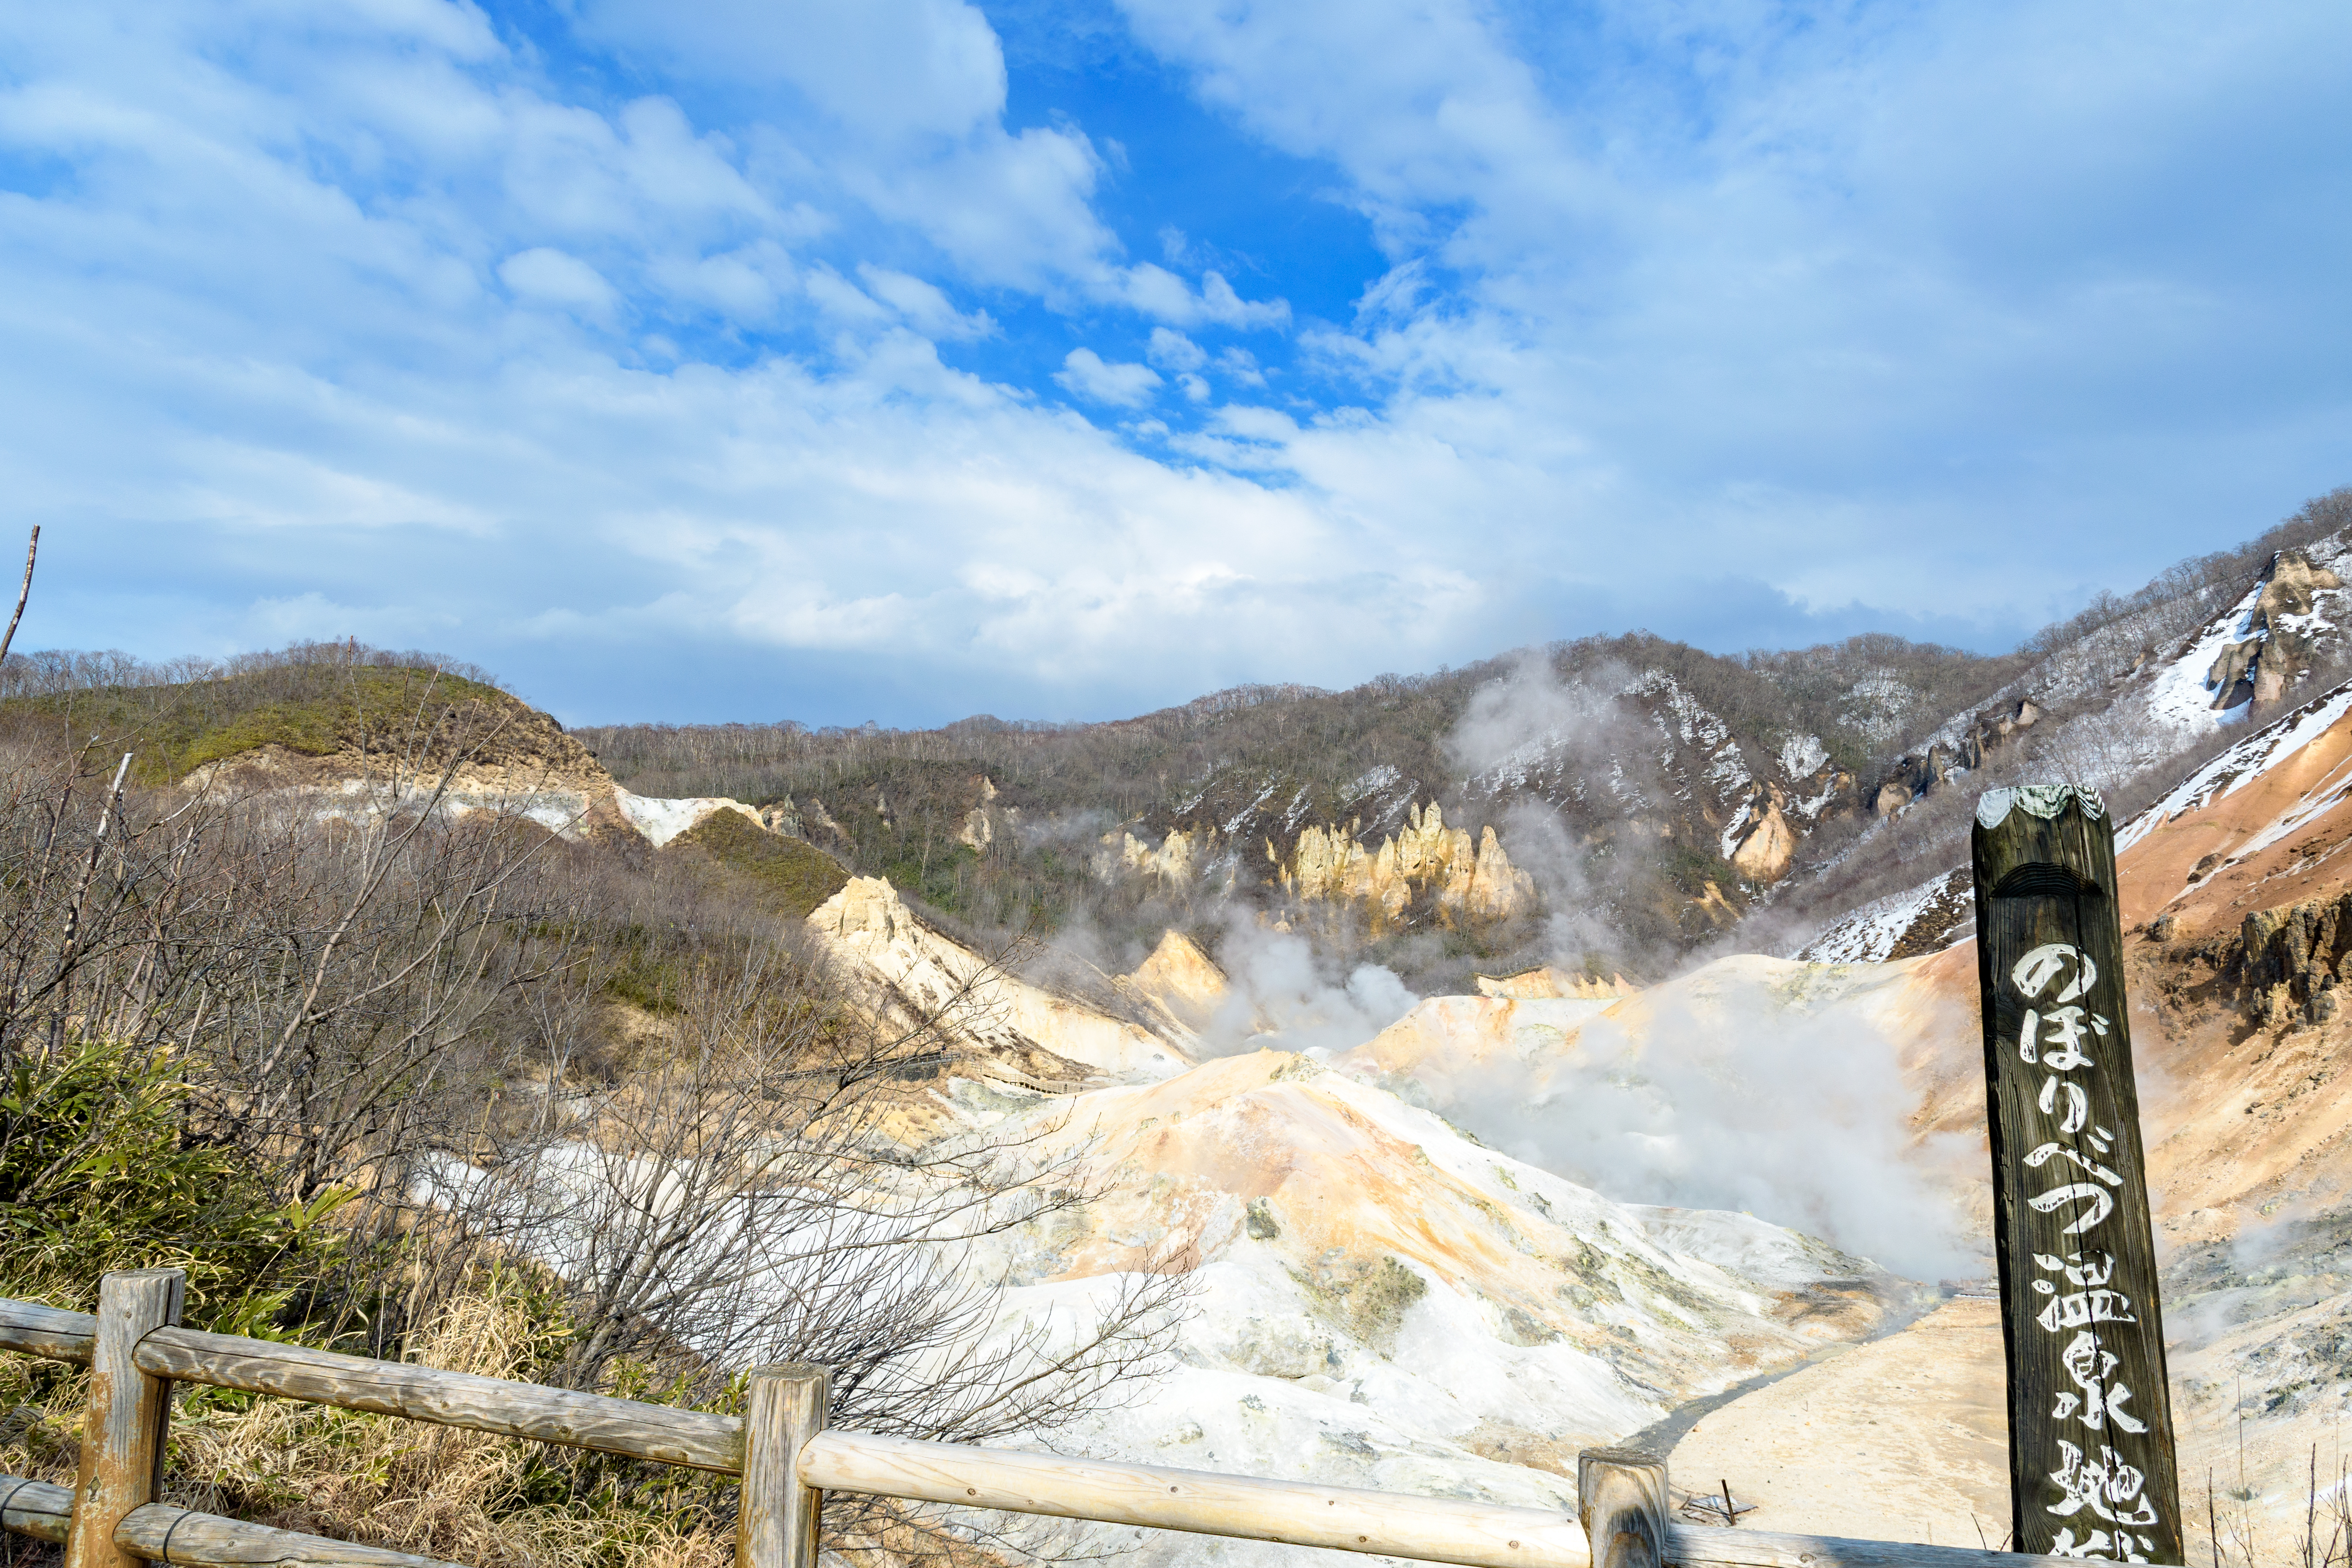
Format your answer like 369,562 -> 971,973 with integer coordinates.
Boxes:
948,1049 -> 1921,1568
580,487 -> 2352,990
1592,686 -> 2352,1549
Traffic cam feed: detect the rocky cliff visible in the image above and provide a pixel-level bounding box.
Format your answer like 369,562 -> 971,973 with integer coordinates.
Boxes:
806,876 -> 1195,1085
1274,802 -> 1534,931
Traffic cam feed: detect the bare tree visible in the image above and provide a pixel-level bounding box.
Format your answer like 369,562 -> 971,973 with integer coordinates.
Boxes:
0,650 -> 1192,1565
434,936 -> 1190,1563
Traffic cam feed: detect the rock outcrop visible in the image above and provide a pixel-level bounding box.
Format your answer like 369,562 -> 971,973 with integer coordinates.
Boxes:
2237,888 -> 2352,1026
958,775 -> 997,849
2207,548 -> 2344,709
1873,699 -> 2044,817
1277,803 -> 1534,931
1119,929 -> 1232,1030
1473,967 -> 1635,1000
1729,791 -> 1797,881
807,877 -> 1193,1083
1108,825 -> 1211,887
185,725 -> 814,860
185,738 -> 640,841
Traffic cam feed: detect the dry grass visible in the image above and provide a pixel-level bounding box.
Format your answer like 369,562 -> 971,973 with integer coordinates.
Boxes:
0,1272 -> 731,1568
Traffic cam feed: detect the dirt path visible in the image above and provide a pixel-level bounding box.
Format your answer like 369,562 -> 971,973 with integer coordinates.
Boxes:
1666,1298 -> 2010,1546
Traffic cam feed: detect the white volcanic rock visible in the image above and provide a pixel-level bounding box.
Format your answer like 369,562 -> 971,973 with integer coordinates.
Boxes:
1344,956 -> 1957,1111
612,786 -> 766,847
1119,930 -> 1232,1032
1473,967 -> 1634,1001
181,742 -> 623,839
807,877 -> 1193,1082
952,1048 -> 1907,1568
1342,992 -> 1621,1106
1335,954 -> 1989,1285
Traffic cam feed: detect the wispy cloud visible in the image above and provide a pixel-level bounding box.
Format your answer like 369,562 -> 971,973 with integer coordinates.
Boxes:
0,0 -> 2341,725
1055,348 -> 1162,407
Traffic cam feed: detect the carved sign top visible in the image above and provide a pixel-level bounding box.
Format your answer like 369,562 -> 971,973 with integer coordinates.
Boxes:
1978,784 -> 2109,831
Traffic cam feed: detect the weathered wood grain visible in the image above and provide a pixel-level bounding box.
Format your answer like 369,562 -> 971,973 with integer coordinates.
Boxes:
130,1325 -> 743,1473
0,1476 -> 465,1567
739,1365 -> 826,1568
1579,1448 -> 1669,1568
0,1467 -> 2170,1568
797,1428 -> 1593,1568
1972,789 -> 2180,1561
115,1504 -> 466,1568
68,1269 -> 185,1568
0,1473 -> 74,1544
0,1298 -> 98,1365
1673,1522 -> 2145,1568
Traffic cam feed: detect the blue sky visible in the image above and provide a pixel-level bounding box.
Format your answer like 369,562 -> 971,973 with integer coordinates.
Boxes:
1,0 -> 2347,726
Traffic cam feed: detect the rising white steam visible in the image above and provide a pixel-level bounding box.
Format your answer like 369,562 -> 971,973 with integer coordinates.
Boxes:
1415,967 -> 1984,1281
1446,650 -> 1670,970
1198,910 -> 1420,1058
1446,650 -> 1641,778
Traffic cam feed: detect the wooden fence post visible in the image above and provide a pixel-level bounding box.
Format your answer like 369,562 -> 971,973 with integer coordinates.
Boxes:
1578,1448 -> 1668,1568
65,1268 -> 185,1568
1972,786 -> 2181,1563
739,1364 -> 828,1568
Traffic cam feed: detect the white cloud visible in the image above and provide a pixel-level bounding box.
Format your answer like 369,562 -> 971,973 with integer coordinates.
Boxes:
1054,348 -> 1162,408
802,267 -> 891,326
0,0 -> 2343,728
1216,346 -> 1267,387
1146,327 -> 1204,370
1115,264 -> 1288,328
498,248 -> 621,321
845,122 -> 1121,291
650,242 -> 795,322
573,0 -> 1007,142
570,0 -> 1138,301
857,265 -> 994,340
500,95 -> 771,241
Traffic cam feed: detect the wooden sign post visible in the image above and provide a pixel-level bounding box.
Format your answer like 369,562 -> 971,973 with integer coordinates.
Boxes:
1971,786 -> 2180,1563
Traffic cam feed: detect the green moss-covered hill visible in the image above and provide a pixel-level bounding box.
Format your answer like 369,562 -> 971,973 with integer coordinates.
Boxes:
0,656 -> 591,788
669,807 -> 849,918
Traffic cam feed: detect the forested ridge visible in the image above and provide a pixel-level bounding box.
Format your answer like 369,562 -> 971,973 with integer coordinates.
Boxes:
572,486 -> 2352,980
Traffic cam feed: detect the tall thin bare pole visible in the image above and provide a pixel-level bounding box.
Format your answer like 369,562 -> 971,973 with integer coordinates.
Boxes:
0,525 -> 38,670
51,751 -> 134,1057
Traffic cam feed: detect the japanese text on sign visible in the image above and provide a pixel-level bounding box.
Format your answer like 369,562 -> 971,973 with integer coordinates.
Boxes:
2011,943 -> 2157,1562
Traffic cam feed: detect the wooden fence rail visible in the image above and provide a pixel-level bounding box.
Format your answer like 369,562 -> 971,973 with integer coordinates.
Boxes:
2,1277 -> 2088,1568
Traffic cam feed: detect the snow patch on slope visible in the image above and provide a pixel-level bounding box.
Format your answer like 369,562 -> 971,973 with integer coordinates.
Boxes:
1780,734 -> 1829,779
1794,870 -> 1971,964
2118,681 -> 2352,852
1796,680 -> 2352,963
613,787 -> 764,847
2144,582 -> 2265,733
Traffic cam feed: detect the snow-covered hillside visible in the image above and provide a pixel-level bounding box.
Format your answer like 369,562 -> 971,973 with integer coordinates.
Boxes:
1797,673 -> 2352,963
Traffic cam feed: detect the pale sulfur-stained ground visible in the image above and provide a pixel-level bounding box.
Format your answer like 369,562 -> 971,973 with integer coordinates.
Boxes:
1669,1298 -> 2011,1549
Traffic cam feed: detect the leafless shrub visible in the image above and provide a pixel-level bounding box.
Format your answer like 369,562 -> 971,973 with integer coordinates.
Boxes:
427,937 -> 1190,1563
0,665 -> 1189,1566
